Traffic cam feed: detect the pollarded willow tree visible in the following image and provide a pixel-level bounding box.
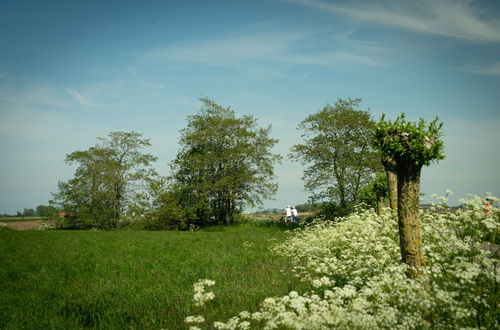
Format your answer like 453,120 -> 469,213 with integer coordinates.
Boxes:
382,157 -> 398,212
373,114 -> 444,278
170,98 -> 282,225
291,98 -> 382,211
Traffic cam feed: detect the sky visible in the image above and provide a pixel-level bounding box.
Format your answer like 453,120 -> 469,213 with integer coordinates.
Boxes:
1,0 -> 499,214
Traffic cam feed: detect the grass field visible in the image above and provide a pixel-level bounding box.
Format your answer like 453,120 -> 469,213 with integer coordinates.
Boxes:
0,223 -> 309,329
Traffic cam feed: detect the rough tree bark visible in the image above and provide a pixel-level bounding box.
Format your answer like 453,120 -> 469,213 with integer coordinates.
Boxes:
376,193 -> 385,216
382,158 -> 398,213
396,162 -> 425,278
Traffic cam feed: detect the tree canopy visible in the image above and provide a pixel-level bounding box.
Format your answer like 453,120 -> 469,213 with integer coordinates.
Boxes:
51,131 -> 157,229
170,98 -> 281,225
290,98 -> 381,209
373,113 -> 445,166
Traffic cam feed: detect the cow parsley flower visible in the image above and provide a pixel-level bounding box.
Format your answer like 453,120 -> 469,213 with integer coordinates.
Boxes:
192,279 -> 216,307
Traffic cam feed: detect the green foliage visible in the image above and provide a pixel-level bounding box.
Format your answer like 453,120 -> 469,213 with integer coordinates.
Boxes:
51,131 -> 157,229
457,193 -> 499,244
21,208 -> 36,217
35,204 -> 57,217
146,191 -> 190,230
373,113 -> 445,166
295,202 -> 315,213
291,98 -> 382,209
170,98 -> 282,225
315,200 -> 354,220
358,172 -> 388,208
0,224 -> 309,329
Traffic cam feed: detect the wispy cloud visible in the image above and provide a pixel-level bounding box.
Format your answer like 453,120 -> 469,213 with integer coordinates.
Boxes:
145,28 -> 387,69
0,82 -> 72,109
145,31 -> 305,65
66,88 -> 103,109
283,51 -> 382,67
284,0 -> 500,43
462,62 -> 500,75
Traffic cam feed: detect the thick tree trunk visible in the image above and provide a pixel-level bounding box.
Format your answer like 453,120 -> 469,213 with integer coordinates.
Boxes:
396,162 -> 425,278
376,193 -> 385,216
382,158 -> 398,213
387,170 -> 397,211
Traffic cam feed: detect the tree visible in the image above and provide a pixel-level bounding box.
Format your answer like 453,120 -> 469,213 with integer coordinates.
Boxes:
358,172 -> 388,215
373,114 -> 444,278
22,208 -> 35,217
35,205 -> 57,217
295,203 -> 315,213
290,98 -> 382,212
52,131 -> 157,229
170,98 -> 281,225
382,157 -> 398,213
373,175 -> 388,216
97,132 -> 158,226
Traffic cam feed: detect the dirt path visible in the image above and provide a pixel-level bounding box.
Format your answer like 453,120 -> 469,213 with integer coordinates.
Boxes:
3,221 -> 42,230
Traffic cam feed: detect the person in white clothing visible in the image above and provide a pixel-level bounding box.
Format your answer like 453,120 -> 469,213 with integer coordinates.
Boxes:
291,206 -> 299,222
284,205 -> 292,223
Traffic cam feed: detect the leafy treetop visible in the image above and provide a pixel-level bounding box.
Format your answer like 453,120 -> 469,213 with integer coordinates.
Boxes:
373,113 -> 445,167
291,98 -> 381,207
171,98 -> 281,224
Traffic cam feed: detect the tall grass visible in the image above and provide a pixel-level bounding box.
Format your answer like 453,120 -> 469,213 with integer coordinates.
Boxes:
0,224 -> 309,329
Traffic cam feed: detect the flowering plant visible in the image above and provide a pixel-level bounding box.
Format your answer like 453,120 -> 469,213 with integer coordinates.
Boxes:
189,194 -> 499,329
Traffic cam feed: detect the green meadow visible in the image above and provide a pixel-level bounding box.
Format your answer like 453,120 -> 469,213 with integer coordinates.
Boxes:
0,223 -> 309,329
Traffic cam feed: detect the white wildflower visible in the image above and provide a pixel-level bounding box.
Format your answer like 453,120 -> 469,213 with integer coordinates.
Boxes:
192,279 -> 216,307
185,315 -> 205,323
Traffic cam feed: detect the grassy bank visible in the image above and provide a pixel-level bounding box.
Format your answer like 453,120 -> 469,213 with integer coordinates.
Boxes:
0,224 -> 308,329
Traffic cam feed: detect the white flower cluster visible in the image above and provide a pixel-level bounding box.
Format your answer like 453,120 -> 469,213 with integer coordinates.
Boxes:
193,279 -> 216,307
36,222 -> 56,230
209,192 -> 500,329
192,194 -> 499,329
185,315 -> 205,323
184,280 -> 216,329
185,314 -> 206,330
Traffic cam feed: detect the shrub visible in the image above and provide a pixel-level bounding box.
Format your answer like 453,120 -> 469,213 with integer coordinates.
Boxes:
145,192 -> 189,230
314,201 -> 354,221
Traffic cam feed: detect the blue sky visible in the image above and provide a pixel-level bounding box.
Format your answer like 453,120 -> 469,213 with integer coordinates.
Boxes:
1,0 -> 499,214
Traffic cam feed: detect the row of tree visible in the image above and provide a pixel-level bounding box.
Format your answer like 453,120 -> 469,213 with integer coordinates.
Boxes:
51,97 -> 445,278
49,98 -> 441,227
51,98 -> 280,230
1,205 -> 58,218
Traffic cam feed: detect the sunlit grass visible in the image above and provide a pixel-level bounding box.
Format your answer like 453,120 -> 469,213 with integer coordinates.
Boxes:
0,223 -> 310,329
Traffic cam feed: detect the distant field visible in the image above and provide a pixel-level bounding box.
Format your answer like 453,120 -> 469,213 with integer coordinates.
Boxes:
0,223 -> 310,329
0,217 -> 43,223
